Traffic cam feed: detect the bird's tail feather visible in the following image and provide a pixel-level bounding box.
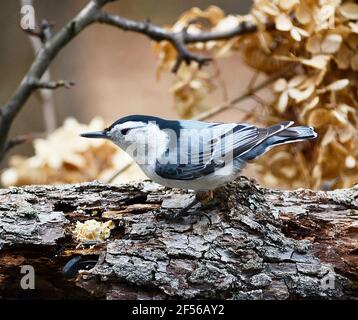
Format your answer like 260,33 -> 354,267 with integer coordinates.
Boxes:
242,123 -> 317,161
269,125 -> 318,147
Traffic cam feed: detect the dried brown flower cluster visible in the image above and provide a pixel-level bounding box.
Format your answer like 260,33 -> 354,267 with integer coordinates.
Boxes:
152,6 -> 239,117
1,118 -> 145,187
154,0 -> 358,189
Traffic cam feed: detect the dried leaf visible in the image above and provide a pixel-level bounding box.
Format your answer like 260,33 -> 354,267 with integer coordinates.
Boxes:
289,84 -> 315,102
277,91 -> 289,113
273,78 -> 288,92
259,2 -> 280,16
351,53 -> 358,70
306,35 -> 322,54
307,108 -> 332,128
278,0 -> 299,11
349,22 -> 358,34
339,2 -> 358,20
324,79 -> 349,92
214,15 -> 239,32
301,55 -> 331,69
345,155 -> 356,169
321,34 -> 343,54
275,13 -> 293,31
296,3 -> 311,24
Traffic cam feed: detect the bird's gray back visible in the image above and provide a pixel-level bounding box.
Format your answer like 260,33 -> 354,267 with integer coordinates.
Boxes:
155,121 -> 259,181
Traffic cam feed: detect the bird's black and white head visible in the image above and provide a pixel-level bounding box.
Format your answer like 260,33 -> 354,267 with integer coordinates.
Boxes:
80,115 -> 171,160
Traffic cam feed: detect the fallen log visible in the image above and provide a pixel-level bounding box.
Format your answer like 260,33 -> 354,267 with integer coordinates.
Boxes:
0,177 -> 357,299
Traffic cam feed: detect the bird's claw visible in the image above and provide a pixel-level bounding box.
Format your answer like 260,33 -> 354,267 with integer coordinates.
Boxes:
155,197 -> 201,221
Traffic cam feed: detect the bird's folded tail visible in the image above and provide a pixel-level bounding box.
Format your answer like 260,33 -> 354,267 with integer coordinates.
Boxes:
242,122 -> 317,161
268,124 -> 318,147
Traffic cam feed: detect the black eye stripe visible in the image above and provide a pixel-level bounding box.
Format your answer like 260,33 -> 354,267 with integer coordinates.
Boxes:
121,128 -> 130,135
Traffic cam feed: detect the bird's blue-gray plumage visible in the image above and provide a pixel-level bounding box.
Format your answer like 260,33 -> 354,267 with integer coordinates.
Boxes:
80,115 -> 317,190
153,119 -> 317,181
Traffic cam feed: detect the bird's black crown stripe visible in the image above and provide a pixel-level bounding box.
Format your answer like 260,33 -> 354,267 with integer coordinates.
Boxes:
107,115 -> 183,134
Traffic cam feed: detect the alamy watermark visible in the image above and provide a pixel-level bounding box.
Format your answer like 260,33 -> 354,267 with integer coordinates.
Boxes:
20,4 -> 35,30
20,265 -> 35,290
320,266 -> 335,290
120,122 -> 237,176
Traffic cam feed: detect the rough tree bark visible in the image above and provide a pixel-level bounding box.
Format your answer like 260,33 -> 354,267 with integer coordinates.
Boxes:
0,177 -> 357,300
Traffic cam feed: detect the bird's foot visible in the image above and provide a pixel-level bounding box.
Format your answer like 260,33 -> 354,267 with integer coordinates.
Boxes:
156,196 -> 199,221
156,191 -> 215,222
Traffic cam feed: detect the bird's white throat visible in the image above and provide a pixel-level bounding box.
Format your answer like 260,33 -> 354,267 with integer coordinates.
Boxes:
110,122 -> 169,165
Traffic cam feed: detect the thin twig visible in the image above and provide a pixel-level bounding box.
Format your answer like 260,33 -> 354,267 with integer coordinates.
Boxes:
30,79 -> 76,90
212,61 -> 229,104
250,93 -> 269,109
3,132 -> 44,154
106,162 -> 134,183
194,70 -> 286,121
247,71 -> 260,93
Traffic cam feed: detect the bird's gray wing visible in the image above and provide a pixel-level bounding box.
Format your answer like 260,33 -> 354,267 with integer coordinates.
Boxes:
155,121 -> 293,180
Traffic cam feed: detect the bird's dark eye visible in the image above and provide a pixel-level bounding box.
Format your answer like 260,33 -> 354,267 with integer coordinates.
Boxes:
121,128 -> 130,135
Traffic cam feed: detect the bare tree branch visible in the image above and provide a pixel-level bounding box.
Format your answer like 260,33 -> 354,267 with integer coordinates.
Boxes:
94,12 -> 272,72
3,132 -> 44,154
29,78 -> 76,90
95,10 -> 214,72
0,0 -> 272,161
0,0 -> 102,161
20,0 -> 57,133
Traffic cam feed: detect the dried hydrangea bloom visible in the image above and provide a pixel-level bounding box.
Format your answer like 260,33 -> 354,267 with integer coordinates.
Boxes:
169,62 -> 216,117
1,118 -> 145,186
273,76 -> 315,113
152,0 -> 358,189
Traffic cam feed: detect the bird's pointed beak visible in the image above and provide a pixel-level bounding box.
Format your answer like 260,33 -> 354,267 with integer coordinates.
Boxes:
80,130 -> 107,139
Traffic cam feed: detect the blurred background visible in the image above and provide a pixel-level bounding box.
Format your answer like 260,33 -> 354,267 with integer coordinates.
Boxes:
0,0 -> 253,160
2,0 -> 356,190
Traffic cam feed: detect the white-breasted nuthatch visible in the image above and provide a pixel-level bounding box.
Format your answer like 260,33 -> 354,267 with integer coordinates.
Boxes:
81,115 -> 317,212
